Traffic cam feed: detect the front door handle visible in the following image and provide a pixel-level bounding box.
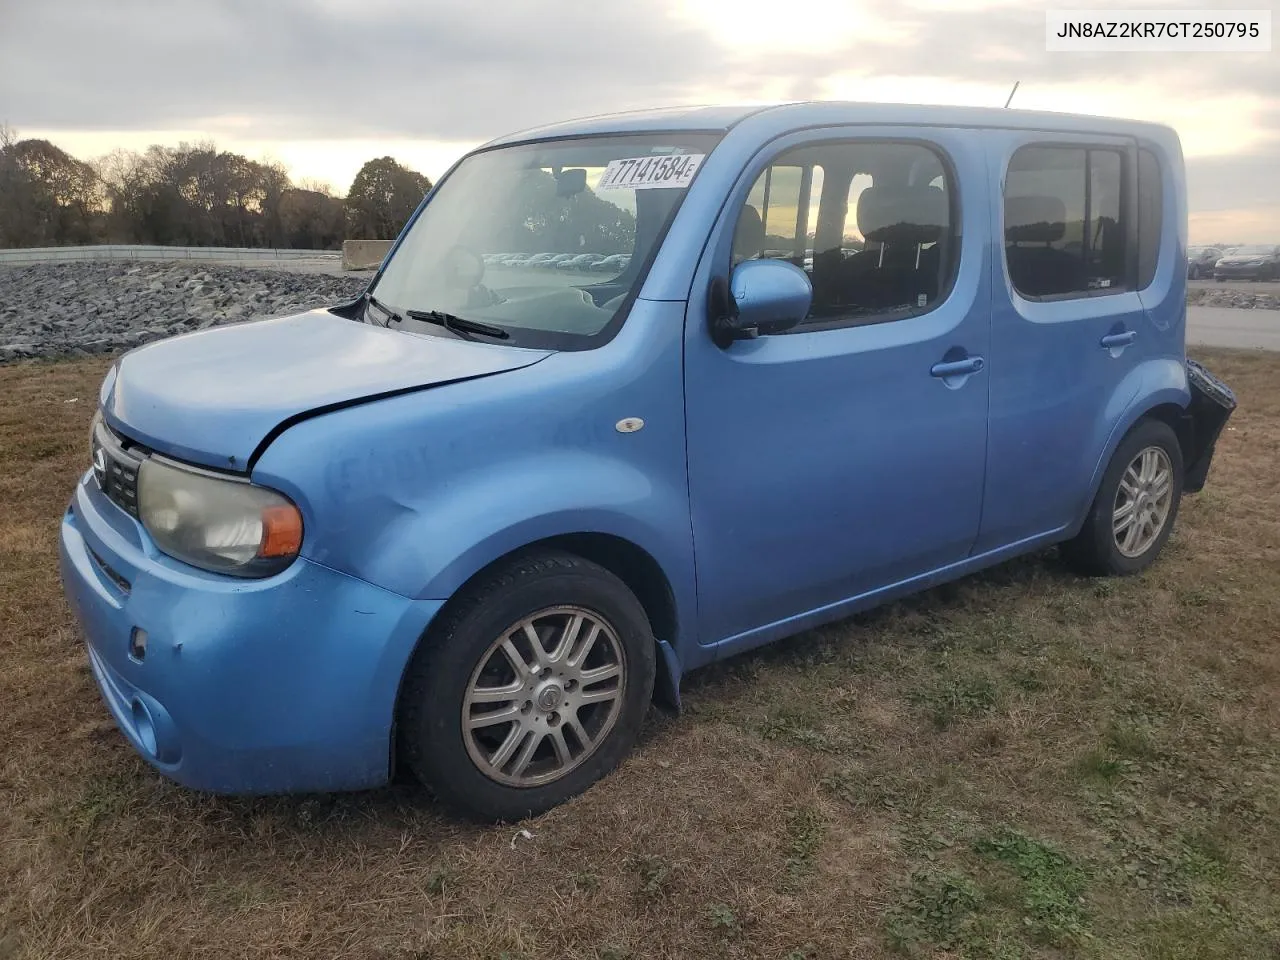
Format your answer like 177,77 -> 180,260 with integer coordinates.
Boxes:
930,356 -> 985,378
1100,330 -> 1137,349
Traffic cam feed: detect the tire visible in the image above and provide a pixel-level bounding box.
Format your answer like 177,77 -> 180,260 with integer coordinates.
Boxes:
398,549 -> 656,822
1061,419 -> 1184,577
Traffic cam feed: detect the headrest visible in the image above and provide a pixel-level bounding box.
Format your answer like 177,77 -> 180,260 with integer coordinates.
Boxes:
857,185 -> 947,245
1005,195 -> 1067,243
733,203 -> 764,261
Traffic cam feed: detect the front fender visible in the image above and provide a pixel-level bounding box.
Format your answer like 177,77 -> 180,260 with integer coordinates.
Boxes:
390,450 -> 694,603
250,315 -> 697,654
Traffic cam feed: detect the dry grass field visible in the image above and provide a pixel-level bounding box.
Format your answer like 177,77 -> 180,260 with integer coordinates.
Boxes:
1,349 -> 1277,960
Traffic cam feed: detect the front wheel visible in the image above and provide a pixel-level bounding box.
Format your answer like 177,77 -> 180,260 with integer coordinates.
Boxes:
1061,419 -> 1184,576
399,550 -> 656,822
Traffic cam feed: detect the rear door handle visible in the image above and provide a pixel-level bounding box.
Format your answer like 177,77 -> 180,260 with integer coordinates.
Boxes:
930,356 -> 985,378
1100,330 -> 1137,349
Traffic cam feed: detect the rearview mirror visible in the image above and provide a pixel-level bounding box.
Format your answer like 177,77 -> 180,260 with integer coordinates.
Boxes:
714,259 -> 812,344
555,168 -> 587,197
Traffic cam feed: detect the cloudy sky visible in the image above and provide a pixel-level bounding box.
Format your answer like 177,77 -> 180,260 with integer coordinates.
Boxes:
2,0 -> 1276,241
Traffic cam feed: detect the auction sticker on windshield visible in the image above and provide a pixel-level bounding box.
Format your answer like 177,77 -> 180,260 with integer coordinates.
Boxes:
598,154 -> 705,190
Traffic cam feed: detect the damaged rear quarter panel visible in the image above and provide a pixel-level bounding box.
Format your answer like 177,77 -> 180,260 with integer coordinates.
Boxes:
1081,356 -> 1191,513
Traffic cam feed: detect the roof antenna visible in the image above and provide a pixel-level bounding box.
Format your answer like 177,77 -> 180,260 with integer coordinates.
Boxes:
1004,81 -> 1020,109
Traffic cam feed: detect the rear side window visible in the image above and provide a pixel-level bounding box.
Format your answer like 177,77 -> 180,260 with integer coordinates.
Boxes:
732,140 -> 958,328
1137,148 -> 1163,288
1004,145 -> 1128,299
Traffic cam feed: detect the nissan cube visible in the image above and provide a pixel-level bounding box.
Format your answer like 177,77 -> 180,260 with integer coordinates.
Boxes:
59,102 -> 1235,821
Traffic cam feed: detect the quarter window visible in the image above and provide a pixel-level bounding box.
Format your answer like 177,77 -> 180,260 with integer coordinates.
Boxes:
1004,145 -> 1128,299
731,141 -> 958,327
1137,148 -> 1163,289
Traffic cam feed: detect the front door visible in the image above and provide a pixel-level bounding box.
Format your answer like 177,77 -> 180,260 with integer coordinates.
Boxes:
683,129 -> 993,648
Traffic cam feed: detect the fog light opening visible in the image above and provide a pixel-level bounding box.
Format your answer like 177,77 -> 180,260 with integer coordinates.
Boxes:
129,627 -> 147,661
130,698 -> 158,758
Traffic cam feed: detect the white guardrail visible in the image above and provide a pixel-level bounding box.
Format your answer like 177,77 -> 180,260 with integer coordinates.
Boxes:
0,245 -> 341,265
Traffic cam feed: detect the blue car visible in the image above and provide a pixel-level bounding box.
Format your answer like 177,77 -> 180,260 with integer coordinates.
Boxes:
60,102 -> 1235,821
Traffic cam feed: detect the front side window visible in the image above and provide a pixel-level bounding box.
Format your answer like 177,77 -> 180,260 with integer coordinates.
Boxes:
369,133 -> 721,349
1004,145 -> 1128,299
730,140 -> 958,328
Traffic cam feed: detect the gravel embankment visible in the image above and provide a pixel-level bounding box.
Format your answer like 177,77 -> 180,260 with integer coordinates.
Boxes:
0,261 -> 368,362
1,260 -> 1275,364
1188,287 -> 1280,310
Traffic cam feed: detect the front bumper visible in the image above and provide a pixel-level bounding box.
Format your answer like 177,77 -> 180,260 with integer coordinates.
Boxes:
59,470 -> 444,794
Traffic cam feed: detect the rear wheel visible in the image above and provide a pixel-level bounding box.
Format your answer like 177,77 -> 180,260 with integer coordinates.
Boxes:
1061,419 -> 1183,576
399,550 -> 656,822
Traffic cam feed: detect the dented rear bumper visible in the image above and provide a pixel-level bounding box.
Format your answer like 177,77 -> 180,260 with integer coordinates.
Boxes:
1181,359 -> 1237,494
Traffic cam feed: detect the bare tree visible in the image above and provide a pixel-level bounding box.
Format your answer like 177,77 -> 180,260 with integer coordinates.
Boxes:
1,130 -> 431,250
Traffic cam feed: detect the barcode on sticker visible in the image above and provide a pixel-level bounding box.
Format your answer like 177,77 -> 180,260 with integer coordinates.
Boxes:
598,154 -> 705,190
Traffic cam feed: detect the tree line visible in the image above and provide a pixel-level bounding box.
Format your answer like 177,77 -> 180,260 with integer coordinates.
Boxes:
0,126 -> 433,250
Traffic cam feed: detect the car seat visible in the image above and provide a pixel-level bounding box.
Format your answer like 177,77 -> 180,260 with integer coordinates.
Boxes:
1004,195 -> 1080,296
831,184 -> 948,311
732,204 -> 765,264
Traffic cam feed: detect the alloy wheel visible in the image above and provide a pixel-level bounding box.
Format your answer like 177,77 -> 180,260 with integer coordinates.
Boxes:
461,606 -> 626,787
1112,446 -> 1174,558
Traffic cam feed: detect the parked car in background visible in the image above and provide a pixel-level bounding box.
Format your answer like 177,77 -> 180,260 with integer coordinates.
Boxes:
61,102 -> 1236,823
557,253 -> 605,270
591,254 -> 631,273
1213,244 -> 1280,281
1186,246 -> 1223,280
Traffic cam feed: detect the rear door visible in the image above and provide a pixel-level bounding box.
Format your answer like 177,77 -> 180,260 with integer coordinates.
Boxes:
975,133 -> 1148,552
682,128 -> 993,647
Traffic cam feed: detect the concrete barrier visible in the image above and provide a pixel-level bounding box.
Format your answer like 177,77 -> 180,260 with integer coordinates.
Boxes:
342,240 -> 395,271
0,244 -> 340,265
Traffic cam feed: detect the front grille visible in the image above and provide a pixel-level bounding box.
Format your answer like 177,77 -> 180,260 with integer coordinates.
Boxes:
92,418 -> 145,519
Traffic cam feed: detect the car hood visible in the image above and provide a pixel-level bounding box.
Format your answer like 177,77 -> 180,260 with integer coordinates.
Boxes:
100,309 -> 550,470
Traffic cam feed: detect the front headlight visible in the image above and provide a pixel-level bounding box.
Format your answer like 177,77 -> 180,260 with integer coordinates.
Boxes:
137,457 -> 302,577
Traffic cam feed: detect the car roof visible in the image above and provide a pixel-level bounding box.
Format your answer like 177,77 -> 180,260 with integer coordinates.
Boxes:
481,100 -> 1177,148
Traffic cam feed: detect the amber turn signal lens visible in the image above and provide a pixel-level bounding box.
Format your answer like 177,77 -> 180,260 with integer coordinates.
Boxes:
259,504 -> 303,558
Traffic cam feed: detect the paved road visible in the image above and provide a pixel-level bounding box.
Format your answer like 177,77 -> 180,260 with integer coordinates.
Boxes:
1188,305 -> 1280,351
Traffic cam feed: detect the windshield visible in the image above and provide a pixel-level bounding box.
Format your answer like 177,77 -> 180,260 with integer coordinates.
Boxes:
368,133 -> 721,349
1231,244 -> 1273,256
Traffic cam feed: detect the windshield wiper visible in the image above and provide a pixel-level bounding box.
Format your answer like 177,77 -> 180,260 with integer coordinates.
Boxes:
364,292 -> 402,327
405,309 -> 510,341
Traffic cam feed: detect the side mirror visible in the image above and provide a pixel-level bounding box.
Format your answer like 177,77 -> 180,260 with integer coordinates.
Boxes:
713,258 -> 812,344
